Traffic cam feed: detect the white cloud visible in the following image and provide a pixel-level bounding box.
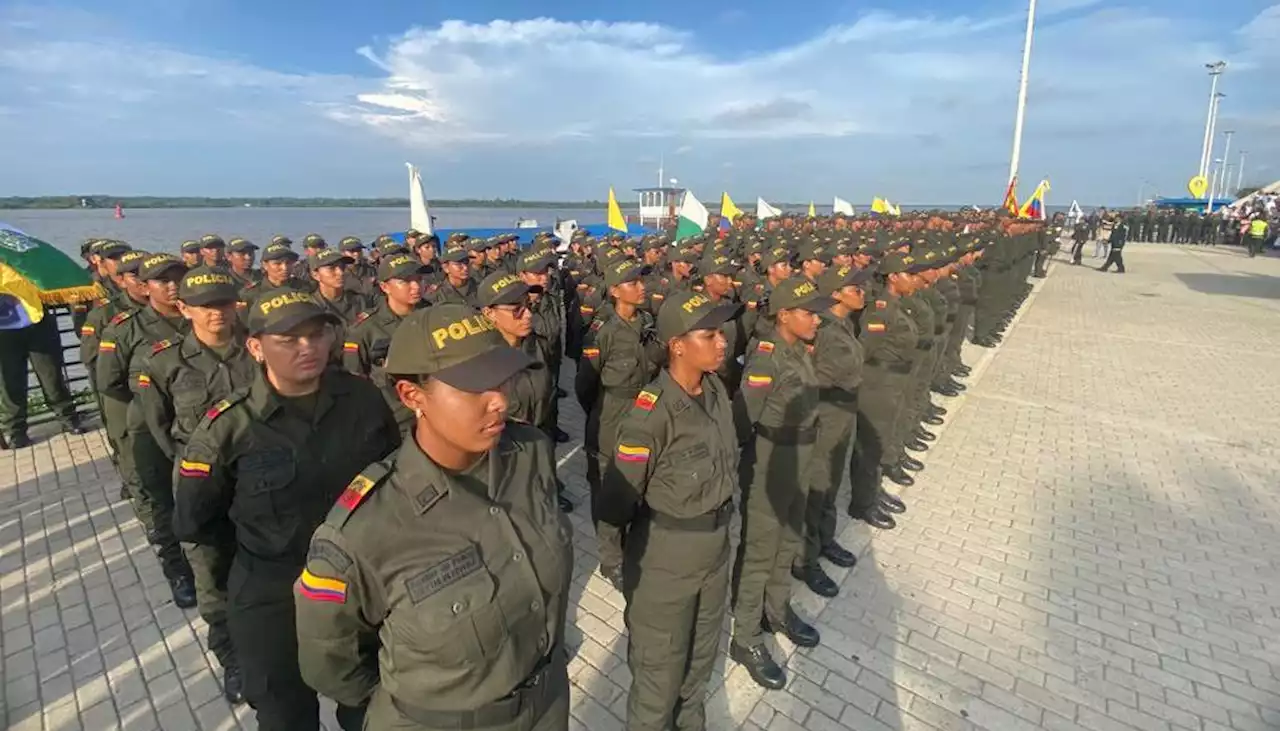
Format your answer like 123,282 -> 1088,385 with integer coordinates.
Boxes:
0,3 -> 1276,202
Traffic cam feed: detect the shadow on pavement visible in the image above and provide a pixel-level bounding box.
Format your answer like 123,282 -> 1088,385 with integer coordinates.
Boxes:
1175,272 -> 1280,300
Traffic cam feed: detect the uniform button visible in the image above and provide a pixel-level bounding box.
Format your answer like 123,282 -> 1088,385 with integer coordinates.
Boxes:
531,600 -> 541,611
513,552 -> 523,562
489,506 -> 500,516
451,601 -> 464,614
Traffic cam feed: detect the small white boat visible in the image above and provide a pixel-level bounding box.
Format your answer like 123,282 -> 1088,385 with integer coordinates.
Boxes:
515,218 -> 539,229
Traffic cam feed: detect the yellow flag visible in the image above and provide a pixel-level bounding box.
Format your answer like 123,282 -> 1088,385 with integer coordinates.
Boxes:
607,187 -> 628,233
720,193 -> 742,222
872,197 -> 889,214
808,201 -> 816,218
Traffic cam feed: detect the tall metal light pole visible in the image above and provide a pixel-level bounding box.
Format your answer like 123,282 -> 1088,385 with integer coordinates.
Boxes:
1216,130 -> 1235,199
1199,62 -> 1227,178
1203,92 -> 1225,188
1206,158 -> 1223,213
1007,0 -> 1038,185
1236,150 -> 1247,191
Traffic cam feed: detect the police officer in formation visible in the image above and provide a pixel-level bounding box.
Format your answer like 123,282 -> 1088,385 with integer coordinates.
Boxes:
575,258 -> 664,590
136,266 -> 255,703
173,291 -> 400,731
343,251 -> 430,430
61,211 -> 1045,729
599,289 -> 741,731
96,252 -> 197,607
296,304 -> 573,731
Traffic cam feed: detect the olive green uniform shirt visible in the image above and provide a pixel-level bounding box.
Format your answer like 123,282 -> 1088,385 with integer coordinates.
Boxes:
137,333 -> 256,461
599,370 -> 738,526
172,370 -> 401,566
295,425 -> 573,713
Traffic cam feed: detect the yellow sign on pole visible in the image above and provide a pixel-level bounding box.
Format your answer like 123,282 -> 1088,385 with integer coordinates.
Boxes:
1188,175 -> 1208,199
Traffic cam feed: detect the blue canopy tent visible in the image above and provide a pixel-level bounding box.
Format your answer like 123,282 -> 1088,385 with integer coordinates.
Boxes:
1153,196 -> 1237,211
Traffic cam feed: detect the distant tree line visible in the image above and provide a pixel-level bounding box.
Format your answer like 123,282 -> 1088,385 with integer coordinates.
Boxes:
0,196 -> 612,210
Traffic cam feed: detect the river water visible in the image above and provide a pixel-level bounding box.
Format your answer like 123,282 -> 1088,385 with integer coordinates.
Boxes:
1,207 -> 607,257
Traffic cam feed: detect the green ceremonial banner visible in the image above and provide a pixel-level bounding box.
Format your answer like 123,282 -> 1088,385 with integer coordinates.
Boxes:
0,224 -> 101,325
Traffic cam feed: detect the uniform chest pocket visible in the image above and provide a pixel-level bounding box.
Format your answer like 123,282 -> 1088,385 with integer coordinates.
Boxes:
396,552 -> 507,667
676,443 -> 716,484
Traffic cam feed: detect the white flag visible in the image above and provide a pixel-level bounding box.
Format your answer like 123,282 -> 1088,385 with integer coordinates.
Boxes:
833,196 -> 855,215
756,197 -> 782,220
406,163 -> 433,235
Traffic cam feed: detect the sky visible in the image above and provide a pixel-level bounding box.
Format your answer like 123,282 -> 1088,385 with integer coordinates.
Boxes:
0,0 -> 1277,205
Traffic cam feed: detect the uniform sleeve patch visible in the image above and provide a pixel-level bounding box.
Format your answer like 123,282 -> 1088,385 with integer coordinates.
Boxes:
79,325 -> 95,336
634,390 -> 658,411
178,460 -> 211,478
205,399 -> 234,421
308,539 -> 353,572
616,444 -> 651,463
337,474 -> 378,511
580,305 -> 595,315
98,341 -> 116,353
298,569 -> 348,604
136,373 -> 152,388
582,347 -> 600,359
746,374 -> 773,388
756,341 -> 775,353
342,342 -> 359,353
867,322 -> 887,333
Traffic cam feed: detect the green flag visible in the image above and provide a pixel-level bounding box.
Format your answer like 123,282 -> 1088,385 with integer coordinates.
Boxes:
0,224 -> 100,325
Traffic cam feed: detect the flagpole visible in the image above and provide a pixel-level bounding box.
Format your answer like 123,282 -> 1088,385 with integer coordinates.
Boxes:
1007,0 -> 1038,185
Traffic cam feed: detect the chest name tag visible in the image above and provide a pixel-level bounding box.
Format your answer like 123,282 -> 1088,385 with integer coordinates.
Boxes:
405,545 -> 482,604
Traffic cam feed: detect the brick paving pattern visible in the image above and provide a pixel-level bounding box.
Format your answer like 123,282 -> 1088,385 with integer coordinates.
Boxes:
2,243 -> 1279,730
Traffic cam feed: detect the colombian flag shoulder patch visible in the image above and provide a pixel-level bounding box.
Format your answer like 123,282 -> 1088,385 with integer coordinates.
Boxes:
80,325 -> 95,337
635,390 -> 658,411
343,342 -> 359,353
98,341 -> 116,353
582,347 -> 600,360
616,444 -> 651,463
867,322 -> 887,333
205,399 -> 234,421
136,373 -> 152,388
298,569 -> 348,604
178,460 -> 211,478
746,374 -> 773,388
337,474 -> 378,511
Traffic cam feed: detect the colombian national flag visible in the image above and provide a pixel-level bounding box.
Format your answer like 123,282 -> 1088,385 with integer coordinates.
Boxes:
297,569 -> 348,604
1003,176 -> 1020,217
616,444 -> 651,463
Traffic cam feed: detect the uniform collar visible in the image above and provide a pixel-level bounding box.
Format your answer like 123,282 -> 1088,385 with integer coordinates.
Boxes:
247,368 -> 350,421
394,428 -> 519,512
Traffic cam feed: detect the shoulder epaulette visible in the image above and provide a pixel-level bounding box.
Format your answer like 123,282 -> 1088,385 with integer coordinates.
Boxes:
203,392 -> 247,423
325,461 -> 393,528
151,339 -> 176,355
354,310 -> 373,325
589,318 -> 604,332
109,310 -> 134,326
756,340 -> 775,354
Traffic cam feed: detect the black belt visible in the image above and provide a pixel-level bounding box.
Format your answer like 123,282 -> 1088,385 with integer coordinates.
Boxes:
650,500 -> 734,531
391,651 -> 563,729
755,424 -> 817,445
818,387 -> 858,405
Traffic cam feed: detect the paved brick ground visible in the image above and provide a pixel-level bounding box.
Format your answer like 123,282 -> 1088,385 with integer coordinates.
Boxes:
3,243 -> 1279,731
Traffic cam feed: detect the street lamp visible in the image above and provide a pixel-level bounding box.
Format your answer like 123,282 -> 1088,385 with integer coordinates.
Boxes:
1137,179 -> 1155,206
1236,150 -> 1247,192
1198,61 -> 1227,178
1206,158 -> 1223,213
1007,0 -> 1038,186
